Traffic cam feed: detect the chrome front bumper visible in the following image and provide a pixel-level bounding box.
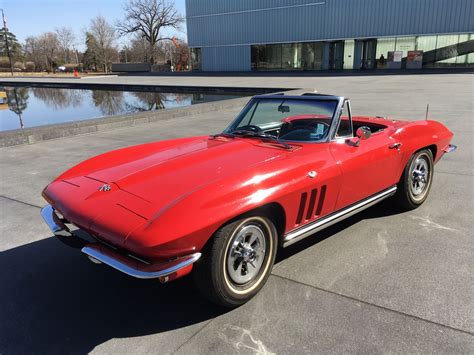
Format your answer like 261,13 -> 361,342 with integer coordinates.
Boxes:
40,204 -> 201,280
82,245 -> 201,280
40,204 -> 73,237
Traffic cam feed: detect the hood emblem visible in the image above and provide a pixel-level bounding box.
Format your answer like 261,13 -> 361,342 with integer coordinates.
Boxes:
99,184 -> 111,192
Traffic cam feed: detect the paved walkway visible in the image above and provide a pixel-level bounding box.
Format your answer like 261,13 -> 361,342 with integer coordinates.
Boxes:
0,74 -> 473,353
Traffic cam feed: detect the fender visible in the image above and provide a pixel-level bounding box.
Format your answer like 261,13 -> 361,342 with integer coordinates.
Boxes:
397,120 -> 453,169
126,145 -> 342,258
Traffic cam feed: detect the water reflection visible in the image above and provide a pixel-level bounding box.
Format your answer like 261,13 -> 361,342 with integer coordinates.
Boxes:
4,87 -> 29,128
32,87 -> 85,109
128,92 -> 166,111
0,86 -> 242,132
92,90 -> 124,115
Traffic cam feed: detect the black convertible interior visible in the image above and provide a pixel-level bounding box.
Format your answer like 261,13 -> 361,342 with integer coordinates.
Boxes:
261,118 -> 387,142
278,119 -> 330,141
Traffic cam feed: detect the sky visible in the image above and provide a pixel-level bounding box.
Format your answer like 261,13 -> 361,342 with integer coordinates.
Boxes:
1,0 -> 187,49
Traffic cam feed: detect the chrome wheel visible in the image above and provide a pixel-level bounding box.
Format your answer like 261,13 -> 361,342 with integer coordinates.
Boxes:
194,215 -> 277,307
226,224 -> 266,284
409,154 -> 430,201
395,149 -> 434,210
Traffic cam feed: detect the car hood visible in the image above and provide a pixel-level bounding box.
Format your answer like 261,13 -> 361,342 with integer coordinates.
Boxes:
45,136 -> 292,247
44,137 -> 296,253
84,136 -> 287,207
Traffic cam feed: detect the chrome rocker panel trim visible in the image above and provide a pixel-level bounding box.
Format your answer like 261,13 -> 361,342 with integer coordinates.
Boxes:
283,185 -> 397,247
81,245 -> 201,280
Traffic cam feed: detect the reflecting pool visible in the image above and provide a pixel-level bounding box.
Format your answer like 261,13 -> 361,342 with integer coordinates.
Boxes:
0,86 -> 245,132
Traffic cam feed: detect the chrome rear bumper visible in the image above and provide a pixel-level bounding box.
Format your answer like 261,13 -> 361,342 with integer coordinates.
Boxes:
40,204 -> 201,280
443,144 -> 457,153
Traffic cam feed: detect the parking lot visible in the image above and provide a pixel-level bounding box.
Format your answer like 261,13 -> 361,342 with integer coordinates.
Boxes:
0,73 -> 473,353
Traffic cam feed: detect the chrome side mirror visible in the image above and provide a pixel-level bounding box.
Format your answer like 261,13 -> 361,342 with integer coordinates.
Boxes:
348,126 -> 371,147
356,126 -> 371,140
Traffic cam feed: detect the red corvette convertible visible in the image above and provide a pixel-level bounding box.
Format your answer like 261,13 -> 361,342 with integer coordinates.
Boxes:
41,93 -> 456,307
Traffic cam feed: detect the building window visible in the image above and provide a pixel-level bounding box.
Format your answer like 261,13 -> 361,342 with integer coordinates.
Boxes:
190,48 -> 201,71
252,42 -> 323,71
456,34 -> 474,66
359,39 -> 377,69
328,41 -> 345,70
375,34 -> 474,69
251,45 -> 264,70
251,44 -> 282,70
250,34 -> 473,72
282,43 -> 302,70
415,36 -> 437,53
266,44 -> 282,70
302,42 -> 323,70
376,37 -> 396,66
395,36 -> 416,58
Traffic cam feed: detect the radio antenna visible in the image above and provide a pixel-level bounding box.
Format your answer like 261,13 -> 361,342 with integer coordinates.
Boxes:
425,104 -> 429,120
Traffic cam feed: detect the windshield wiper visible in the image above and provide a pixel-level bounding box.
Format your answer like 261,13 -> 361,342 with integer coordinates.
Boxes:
230,130 -> 292,150
209,132 -> 236,139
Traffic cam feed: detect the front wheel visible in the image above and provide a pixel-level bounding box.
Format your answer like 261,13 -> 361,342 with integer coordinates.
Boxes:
395,149 -> 434,210
193,215 -> 277,307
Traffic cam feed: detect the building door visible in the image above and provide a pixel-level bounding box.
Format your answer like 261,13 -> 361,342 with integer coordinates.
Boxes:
328,41 -> 344,70
361,39 -> 377,69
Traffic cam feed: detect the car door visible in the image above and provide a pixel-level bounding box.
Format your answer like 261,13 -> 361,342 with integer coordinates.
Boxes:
329,100 -> 403,210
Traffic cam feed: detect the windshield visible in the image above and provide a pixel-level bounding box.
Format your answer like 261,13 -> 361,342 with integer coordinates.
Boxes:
225,98 -> 338,142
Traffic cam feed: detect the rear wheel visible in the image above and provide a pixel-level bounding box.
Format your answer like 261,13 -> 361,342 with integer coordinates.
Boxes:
395,149 -> 434,210
193,215 -> 277,307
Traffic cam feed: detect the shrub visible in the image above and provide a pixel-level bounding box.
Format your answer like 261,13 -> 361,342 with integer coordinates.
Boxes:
25,61 -> 35,71
0,57 -> 10,68
13,61 -> 25,70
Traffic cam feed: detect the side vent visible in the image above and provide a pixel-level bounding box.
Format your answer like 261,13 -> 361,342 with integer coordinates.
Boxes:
295,192 -> 308,225
305,189 -> 318,220
315,185 -> 327,216
295,184 -> 327,225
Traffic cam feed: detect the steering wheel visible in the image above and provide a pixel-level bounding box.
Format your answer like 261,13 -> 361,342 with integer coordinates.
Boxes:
236,125 -> 262,133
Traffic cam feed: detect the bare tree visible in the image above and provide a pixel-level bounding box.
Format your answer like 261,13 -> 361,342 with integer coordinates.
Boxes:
55,27 -> 76,63
89,15 -> 117,72
40,32 -> 60,72
116,0 -> 184,64
25,32 -> 60,72
24,36 -> 40,67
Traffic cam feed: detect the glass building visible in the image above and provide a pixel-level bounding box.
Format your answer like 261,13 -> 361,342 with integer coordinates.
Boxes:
248,34 -> 474,71
186,0 -> 474,71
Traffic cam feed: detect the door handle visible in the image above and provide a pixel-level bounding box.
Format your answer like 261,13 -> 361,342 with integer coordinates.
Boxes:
389,143 -> 402,151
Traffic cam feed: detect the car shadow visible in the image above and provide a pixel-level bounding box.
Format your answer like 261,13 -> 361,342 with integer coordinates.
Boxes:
1,199 -> 405,353
0,237 -> 226,354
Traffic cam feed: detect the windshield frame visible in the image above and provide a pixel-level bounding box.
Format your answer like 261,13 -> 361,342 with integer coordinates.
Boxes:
224,95 -> 345,144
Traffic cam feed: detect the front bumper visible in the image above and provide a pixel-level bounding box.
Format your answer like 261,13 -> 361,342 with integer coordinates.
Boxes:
40,204 -> 201,280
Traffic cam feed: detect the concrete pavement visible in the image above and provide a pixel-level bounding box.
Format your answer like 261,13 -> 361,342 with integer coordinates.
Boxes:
0,73 -> 473,353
